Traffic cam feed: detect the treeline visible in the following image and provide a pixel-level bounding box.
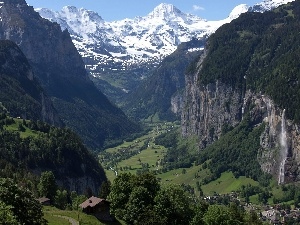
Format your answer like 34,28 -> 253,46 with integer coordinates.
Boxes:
155,129 -> 197,170
0,113 -> 111,224
108,172 -> 263,225
0,178 -> 47,225
273,184 -> 300,206
196,115 -> 271,186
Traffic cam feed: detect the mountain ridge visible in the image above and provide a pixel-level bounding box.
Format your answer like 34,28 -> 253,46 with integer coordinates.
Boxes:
0,0 -> 140,150
35,0 -> 295,104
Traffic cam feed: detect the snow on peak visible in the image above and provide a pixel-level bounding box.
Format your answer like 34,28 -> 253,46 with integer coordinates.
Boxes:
148,3 -> 184,19
35,0 -> 296,77
37,6 -> 107,38
249,0 -> 295,12
61,5 -> 78,14
36,8 -> 57,21
61,6 -> 104,24
228,4 -> 250,20
227,0 -> 295,20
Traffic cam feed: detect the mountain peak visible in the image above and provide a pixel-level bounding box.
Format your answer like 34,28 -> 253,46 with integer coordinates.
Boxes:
148,3 -> 183,19
228,4 -> 250,20
60,6 -> 104,23
250,0 -> 295,12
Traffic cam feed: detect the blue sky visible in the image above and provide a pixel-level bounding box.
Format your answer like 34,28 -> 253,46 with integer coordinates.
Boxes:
26,0 -> 260,21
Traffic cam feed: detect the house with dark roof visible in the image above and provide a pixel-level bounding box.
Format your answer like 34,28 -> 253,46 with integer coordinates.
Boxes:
79,196 -> 114,221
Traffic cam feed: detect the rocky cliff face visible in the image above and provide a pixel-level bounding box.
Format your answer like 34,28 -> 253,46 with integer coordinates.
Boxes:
170,93 -> 183,116
182,79 -> 243,148
182,48 -> 242,147
0,0 -> 89,90
0,40 -> 61,125
58,176 -> 100,195
253,95 -> 300,182
182,56 -> 300,183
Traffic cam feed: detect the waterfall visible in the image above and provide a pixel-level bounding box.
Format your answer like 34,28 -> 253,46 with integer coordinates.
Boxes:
278,109 -> 287,185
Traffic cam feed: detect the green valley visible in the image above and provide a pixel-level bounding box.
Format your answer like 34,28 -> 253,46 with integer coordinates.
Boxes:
99,121 -> 178,181
100,120 -> 300,212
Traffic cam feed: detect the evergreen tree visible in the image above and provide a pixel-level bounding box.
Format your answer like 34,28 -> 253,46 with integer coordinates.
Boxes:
38,171 -> 57,201
54,189 -> 68,210
154,184 -> 193,225
99,180 -> 111,199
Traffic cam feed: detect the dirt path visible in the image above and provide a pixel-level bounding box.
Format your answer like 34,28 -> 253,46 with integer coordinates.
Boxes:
54,215 -> 79,225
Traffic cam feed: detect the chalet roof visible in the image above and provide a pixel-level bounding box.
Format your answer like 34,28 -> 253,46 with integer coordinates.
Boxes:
79,196 -> 108,209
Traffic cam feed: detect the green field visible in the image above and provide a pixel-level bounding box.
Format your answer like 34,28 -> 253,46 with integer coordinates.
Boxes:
43,213 -> 70,225
43,206 -> 123,225
101,121 -> 261,198
157,168 -> 259,196
201,172 -> 259,195
100,122 -> 177,181
4,118 -> 40,138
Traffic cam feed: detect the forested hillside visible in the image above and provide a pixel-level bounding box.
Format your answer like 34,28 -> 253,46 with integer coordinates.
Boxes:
194,1 -> 300,121
0,114 -> 106,194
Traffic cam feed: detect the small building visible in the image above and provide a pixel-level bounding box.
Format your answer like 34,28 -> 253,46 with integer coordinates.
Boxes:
79,196 -> 114,221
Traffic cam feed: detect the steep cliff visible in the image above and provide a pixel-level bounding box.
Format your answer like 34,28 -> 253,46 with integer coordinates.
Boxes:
0,40 -> 61,125
182,1 -> 300,183
0,0 -> 140,149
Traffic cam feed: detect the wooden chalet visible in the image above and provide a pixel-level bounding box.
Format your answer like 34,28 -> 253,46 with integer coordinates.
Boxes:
79,196 -> 114,221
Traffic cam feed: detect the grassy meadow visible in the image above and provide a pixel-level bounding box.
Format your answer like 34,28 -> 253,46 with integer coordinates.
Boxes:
43,206 -> 123,225
100,121 -> 263,198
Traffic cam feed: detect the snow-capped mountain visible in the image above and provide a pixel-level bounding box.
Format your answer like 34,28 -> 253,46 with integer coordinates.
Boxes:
250,0 -> 295,12
35,0 -> 294,97
37,3 -> 222,75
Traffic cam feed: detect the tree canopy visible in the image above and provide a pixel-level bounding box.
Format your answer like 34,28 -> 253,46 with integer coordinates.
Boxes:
0,178 -> 46,225
107,172 -> 264,225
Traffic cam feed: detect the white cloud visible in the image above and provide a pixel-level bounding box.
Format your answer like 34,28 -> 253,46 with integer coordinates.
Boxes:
193,5 -> 205,11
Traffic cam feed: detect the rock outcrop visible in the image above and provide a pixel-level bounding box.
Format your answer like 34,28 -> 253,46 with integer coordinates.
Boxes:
182,79 -> 243,148
254,95 -> 300,182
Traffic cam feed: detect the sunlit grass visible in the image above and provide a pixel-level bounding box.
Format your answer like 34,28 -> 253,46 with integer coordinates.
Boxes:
202,172 -> 259,196
4,118 -> 39,138
43,206 -> 123,225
